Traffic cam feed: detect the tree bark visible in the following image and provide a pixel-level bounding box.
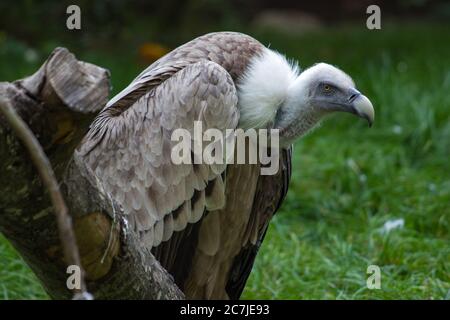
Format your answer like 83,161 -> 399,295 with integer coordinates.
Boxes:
0,48 -> 184,299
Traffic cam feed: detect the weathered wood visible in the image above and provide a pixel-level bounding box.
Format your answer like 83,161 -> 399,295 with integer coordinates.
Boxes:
0,47 -> 184,299
0,96 -> 89,298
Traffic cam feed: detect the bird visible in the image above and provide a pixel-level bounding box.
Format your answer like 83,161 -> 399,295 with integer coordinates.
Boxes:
77,31 -> 374,299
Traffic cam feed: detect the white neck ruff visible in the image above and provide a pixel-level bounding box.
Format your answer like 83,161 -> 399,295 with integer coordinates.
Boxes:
237,48 -> 299,130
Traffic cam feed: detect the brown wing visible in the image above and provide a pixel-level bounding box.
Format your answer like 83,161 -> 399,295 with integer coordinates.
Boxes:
226,147 -> 292,299
182,148 -> 292,299
77,60 -> 238,251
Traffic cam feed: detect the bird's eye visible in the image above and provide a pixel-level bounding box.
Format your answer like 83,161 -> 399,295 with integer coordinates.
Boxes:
322,84 -> 334,95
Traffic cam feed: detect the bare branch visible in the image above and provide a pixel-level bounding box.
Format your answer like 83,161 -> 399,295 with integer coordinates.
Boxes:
0,97 -> 90,299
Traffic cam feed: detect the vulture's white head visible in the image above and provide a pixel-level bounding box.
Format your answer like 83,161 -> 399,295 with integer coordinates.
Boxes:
237,48 -> 375,147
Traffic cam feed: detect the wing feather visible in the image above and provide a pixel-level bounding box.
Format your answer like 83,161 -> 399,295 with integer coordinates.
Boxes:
225,147 -> 293,299
77,60 -> 239,250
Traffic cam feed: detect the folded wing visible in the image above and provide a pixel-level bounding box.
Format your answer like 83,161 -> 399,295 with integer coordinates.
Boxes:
77,60 -> 239,249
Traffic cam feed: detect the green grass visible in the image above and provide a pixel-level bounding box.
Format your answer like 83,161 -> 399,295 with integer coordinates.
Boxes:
0,235 -> 48,299
0,23 -> 449,299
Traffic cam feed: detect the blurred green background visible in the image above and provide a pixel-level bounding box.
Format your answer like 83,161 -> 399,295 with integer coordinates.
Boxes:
0,0 -> 449,299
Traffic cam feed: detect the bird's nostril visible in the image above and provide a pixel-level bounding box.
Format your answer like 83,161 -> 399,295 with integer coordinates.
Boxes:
349,93 -> 359,102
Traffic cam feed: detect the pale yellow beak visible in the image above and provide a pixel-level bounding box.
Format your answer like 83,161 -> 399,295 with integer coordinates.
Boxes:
353,95 -> 375,127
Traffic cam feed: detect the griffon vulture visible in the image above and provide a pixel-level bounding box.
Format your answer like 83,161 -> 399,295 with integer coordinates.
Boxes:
77,32 -> 374,299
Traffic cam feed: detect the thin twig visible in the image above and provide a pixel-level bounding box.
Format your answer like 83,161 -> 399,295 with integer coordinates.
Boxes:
0,97 -> 90,299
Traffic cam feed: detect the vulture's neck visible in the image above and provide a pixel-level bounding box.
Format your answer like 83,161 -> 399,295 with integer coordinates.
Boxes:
237,48 -> 299,130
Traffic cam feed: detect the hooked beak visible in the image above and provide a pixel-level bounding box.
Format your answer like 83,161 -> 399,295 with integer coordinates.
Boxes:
348,89 -> 375,127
